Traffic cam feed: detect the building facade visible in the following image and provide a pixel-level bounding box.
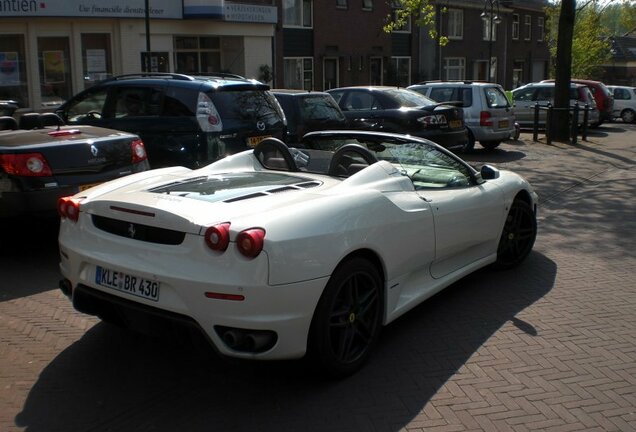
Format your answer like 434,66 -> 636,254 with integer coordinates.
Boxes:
0,0 -> 276,111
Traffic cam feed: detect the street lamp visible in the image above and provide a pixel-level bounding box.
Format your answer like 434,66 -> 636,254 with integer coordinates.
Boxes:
481,0 -> 502,82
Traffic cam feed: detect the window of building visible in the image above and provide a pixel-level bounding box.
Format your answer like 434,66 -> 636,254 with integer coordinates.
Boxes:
362,0 -> 373,11
81,34 -> 112,89
512,14 -> 520,40
513,60 -> 525,88
524,15 -> 532,41
174,36 -> 221,74
38,36 -> 72,108
482,14 -> 498,41
284,57 -> 314,90
323,57 -> 339,90
336,0 -> 347,8
538,17 -> 544,42
284,0 -> 312,27
390,8 -> 411,32
0,34 -> 28,108
444,57 -> 465,80
369,57 -> 383,85
447,9 -> 463,39
390,57 -> 411,87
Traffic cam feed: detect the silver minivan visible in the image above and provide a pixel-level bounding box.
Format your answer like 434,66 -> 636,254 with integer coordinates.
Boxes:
511,82 -> 599,129
408,81 -> 515,151
607,85 -> 636,123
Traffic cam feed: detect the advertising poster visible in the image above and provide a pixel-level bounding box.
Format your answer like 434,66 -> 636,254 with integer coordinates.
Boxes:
86,49 -> 107,81
43,51 -> 65,83
0,52 -> 20,86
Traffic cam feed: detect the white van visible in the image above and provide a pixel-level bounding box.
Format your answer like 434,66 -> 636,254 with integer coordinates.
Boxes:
607,85 -> 636,123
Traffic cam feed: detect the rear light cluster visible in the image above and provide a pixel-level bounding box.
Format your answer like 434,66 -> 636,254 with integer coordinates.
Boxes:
480,111 -> 493,127
57,196 -> 82,222
131,139 -> 147,164
204,223 -> 265,259
0,153 -> 53,177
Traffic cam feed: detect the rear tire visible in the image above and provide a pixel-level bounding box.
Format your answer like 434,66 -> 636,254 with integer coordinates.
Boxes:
308,257 -> 383,378
621,109 -> 636,123
460,130 -> 476,153
480,141 -> 501,151
494,200 -> 537,269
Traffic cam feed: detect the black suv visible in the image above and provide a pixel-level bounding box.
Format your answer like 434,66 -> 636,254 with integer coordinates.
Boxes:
56,73 -> 286,168
272,90 -> 347,145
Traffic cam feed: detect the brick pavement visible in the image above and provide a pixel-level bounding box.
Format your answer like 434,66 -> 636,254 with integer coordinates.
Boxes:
0,123 -> 635,432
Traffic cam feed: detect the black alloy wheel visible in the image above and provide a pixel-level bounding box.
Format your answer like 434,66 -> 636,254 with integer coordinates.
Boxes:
494,199 -> 537,269
309,257 -> 383,377
621,109 -> 636,124
461,130 -> 476,153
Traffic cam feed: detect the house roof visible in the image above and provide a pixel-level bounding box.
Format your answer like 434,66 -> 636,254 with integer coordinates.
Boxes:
610,36 -> 636,62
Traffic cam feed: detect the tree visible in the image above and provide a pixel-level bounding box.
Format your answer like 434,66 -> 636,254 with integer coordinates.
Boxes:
552,0 -> 576,142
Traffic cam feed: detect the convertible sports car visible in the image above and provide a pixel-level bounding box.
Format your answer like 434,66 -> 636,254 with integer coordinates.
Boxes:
58,131 -> 537,376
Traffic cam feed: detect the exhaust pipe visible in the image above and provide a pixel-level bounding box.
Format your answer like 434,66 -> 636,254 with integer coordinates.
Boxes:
245,332 -> 274,352
222,329 -> 246,349
58,279 -> 72,297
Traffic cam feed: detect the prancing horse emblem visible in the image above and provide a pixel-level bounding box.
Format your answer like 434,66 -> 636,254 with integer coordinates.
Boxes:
127,223 -> 136,239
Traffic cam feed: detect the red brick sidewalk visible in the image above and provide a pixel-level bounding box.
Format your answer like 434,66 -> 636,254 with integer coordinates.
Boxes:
1,123 -> 635,431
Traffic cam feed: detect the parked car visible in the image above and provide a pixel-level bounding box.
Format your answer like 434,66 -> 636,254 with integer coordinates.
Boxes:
58,130 -> 537,377
55,73 -> 286,169
272,90 -> 347,145
325,86 -> 469,152
607,85 -> 636,123
541,79 -> 613,126
0,113 -> 149,218
511,82 -> 600,129
408,81 -> 516,151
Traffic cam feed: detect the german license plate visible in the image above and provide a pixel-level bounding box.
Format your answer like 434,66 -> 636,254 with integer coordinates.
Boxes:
449,120 -> 462,128
499,120 -> 509,128
79,182 -> 101,191
95,266 -> 160,301
247,135 -> 270,148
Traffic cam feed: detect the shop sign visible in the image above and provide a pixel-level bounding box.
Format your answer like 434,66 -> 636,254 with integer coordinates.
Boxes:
0,0 -> 182,19
224,3 -> 277,24
183,0 -> 224,19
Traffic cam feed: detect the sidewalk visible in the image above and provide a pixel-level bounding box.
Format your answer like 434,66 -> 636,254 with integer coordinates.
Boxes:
1,123 -> 635,432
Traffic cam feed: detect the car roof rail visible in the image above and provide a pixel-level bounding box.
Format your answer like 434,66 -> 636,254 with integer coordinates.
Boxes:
193,73 -> 247,80
105,73 -> 196,82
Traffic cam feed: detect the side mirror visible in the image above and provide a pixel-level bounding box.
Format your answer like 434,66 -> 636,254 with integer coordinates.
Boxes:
480,164 -> 500,180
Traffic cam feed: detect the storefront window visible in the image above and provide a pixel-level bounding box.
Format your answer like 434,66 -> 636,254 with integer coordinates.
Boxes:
82,34 -> 112,88
38,37 -> 72,109
0,35 -> 29,108
174,36 -> 221,74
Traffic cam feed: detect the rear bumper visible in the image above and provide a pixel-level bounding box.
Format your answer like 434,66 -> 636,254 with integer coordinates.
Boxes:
0,185 -> 77,218
414,128 -> 468,151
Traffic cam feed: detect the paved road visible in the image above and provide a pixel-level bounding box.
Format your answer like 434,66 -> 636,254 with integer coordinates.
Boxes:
1,123 -> 635,432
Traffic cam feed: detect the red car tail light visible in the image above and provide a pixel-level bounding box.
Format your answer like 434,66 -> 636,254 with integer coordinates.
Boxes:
0,153 -> 53,177
236,228 -> 265,258
131,139 -> 147,164
57,196 -> 82,222
204,223 -> 231,252
480,111 -> 493,127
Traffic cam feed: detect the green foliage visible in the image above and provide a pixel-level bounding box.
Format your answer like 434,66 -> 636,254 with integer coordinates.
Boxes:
601,0 -> 636,36
384,0 -> 449,46
546,1 -> 612,79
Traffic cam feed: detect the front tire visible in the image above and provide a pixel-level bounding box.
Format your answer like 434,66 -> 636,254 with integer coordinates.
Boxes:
494,200 -> 537,269
308,257 -> 383,378
460,130 -> 476,153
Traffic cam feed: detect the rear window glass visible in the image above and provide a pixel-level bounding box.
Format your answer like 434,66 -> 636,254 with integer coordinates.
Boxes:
384,89 -> 436,107
301,95 -> 345,121
429,87 -> 473,107
484,87 -> 510,108
208,91 -> 284,128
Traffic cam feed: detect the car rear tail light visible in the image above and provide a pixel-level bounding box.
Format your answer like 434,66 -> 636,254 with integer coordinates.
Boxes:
0,153 -> 53,176
57,196 -> 82,222
131,139 -> 147,164
480,111 -> 493,127
204,223 -> 231,252
236,228 -> 265,258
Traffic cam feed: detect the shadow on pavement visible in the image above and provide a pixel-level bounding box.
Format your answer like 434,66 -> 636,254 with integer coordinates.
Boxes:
15,252 -> 556,432
0,216 -> 61,301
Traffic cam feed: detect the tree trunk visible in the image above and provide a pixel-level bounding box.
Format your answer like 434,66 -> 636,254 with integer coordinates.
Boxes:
553,0 -> 576,142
